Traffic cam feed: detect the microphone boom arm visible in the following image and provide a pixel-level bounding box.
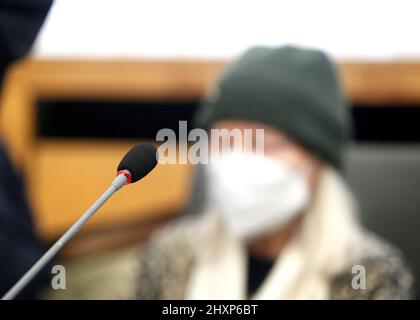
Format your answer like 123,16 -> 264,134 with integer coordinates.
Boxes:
1,174 -> 128,300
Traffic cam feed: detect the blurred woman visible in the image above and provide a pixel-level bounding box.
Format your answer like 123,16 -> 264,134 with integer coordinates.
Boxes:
134,46 -> 414,299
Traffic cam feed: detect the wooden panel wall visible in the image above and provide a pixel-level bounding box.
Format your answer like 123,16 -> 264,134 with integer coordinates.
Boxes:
1,59 -> 419,255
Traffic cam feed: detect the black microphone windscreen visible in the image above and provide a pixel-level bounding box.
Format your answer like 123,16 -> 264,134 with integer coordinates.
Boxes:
117,144 -> 158,183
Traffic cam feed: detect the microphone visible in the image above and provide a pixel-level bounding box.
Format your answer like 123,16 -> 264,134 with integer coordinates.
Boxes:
2,143 -> 158,300
117,143 -> 159,183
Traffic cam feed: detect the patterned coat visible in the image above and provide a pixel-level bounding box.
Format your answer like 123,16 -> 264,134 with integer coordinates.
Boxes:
133,219 -> 414,300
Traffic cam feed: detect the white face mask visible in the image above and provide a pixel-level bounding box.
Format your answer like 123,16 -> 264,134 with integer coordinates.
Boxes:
206,152 -> 310,240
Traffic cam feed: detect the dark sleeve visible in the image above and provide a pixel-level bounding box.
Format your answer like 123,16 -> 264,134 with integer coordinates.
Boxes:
0,0 -> 52,299
0,0 -> 52,61
0,0 -> 52,88
0,142 -> 50,299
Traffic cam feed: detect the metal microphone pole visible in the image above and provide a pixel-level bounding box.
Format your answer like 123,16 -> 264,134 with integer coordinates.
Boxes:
1,174 -> 128,300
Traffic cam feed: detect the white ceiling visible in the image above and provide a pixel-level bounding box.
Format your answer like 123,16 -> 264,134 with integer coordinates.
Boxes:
33,0 -> 420,60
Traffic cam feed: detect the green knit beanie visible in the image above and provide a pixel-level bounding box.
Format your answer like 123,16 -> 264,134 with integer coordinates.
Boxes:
194,45 -> 352,169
